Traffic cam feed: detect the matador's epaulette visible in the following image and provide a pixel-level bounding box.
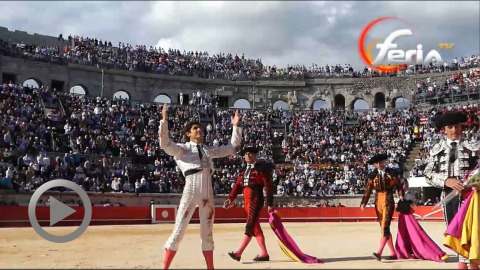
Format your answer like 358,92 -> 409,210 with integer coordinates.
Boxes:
385,167 -> 399,178
430,141 -> 446,156
368,169 -> 378,180
463,140 -> 480,153
255,161 -> 274,174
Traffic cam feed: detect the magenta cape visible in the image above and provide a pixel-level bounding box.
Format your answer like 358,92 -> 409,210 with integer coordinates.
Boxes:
444,191 -> 473,241
443,190 -> 479,264
395,208 -> 448,262
268,211 -> 323,264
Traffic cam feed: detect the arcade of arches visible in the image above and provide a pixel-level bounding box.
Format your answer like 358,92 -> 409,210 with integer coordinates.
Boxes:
19,78 -> 411,110
313,100 -> 330,110
375,93 -> 411,109
334,94 -> 345,109
233,99 -> 251,109
374,92 -> 386,109
352,99 -> 369,111
273,100 -> 289,110
394,97 -> 411,109
154,94 -> 171,104
69,85 -> 87,96
113,90 -> 130,100
23,78 -> 41,88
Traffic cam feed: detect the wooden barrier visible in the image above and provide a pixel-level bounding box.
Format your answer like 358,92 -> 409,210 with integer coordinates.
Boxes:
164,205 -> 444,224
0,206 -> 151,227
0,205 -> 445,228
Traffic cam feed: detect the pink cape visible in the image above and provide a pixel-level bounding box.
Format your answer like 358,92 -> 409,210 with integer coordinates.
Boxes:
444,191 -> 473,241
443,190 -> 479,264
268,211 -> 323,264
395,208 -> 448,262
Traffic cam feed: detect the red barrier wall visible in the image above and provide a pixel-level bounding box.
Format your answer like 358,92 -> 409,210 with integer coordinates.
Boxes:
153,206 -> 176,223
0,205 -> 444,228
186,206 -> 444,224
0,206 -> 151,227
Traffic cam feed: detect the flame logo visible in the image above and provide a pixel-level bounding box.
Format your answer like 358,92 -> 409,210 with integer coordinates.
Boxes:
358,17 -> 413,73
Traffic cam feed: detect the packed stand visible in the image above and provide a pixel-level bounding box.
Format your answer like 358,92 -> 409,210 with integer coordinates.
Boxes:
1,36 -> 478,82
272,158 -> 402,197
281,109 -> 414,165
273,164 -> 366,196
413,68 -> 480,101
1,88 -> 417,196
0,150 -> 150,194
0,83 -> 57,154
0,37 -> 302,81
3,84 -> 476,197
271,109 -> 413,196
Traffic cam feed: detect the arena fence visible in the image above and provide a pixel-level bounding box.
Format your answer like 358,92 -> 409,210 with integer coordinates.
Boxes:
0,206 -> 151,227
0,205 -> 444,228
150,205 -> 444,224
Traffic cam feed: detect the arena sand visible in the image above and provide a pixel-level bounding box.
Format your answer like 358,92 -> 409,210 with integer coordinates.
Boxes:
0,221 -> 460,269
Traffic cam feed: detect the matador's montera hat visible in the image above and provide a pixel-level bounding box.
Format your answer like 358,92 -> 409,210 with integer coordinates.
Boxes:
435,111 -> 468,129
240,146 -> 260,156
368,153 -> 389,165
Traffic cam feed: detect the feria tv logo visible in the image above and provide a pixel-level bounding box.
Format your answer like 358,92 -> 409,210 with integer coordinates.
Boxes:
358,17 -> 454,72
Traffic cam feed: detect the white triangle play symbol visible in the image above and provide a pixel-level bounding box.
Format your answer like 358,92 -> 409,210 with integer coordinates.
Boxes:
49,196 -> 76,226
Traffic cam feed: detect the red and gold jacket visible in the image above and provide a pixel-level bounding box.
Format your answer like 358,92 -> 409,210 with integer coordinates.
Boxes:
361,168 -> 404,206
228,162 -> 274,207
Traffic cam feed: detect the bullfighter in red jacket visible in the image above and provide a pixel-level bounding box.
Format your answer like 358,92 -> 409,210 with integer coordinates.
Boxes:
224,146 -> 275,262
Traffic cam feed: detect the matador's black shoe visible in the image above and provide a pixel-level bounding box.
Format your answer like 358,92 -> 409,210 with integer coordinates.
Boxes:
385,255 -> 397,260
228,252 -> 241,262
253,255 -> 270,262
372,252 -> 382,261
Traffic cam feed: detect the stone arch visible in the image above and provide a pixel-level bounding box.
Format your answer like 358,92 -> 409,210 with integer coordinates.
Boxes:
69,84 -> 88,96
313,99 -> 331,110
22,78 -> 43,88
374,92 -> 386,109
272,100 -> 289,110
154,93 -> 172,104
233,98 -> 251,109
334,94 -> 345,109
351,98 -> 369,111
393,96 -> 411,109
113,90 -> 130,100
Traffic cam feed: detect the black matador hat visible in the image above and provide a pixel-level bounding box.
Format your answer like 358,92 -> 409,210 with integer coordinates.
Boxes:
368,153 -> 389,165
240,146 -> 260,156
435,111 -> 468,129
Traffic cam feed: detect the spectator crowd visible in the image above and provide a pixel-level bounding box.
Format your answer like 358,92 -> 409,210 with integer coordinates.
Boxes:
1,35 -> 479,82
3,81 -> 477,199
0,31 -> 479,198
414,69 -> 480,101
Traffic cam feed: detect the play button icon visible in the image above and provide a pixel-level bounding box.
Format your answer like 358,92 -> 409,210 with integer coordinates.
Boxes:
28,179 -> 92,243
49,196 -> 76,226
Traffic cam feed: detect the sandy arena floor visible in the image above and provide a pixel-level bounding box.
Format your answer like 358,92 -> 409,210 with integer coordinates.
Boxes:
0,221 -> 463,269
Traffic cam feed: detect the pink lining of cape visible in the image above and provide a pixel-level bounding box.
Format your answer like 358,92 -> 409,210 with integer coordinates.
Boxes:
395,208 -> 448,262
268,211 -> 323,264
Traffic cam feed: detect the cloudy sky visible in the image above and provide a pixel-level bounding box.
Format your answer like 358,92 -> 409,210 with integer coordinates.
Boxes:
0,1 -> 478,70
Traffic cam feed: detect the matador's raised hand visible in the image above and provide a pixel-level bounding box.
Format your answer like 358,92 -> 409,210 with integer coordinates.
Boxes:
162,103 -> 168,121
231,110 -> 241,127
